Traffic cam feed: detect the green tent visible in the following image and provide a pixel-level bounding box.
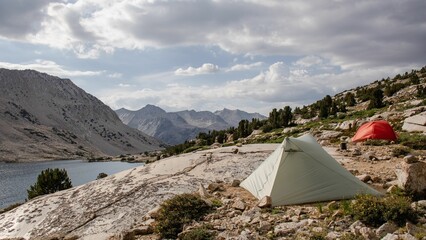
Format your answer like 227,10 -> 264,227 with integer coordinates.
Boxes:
240,133 -> 381,206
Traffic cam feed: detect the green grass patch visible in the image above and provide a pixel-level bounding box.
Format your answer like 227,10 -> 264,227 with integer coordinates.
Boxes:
179,225 -> 216,240
398,132 -> 426,150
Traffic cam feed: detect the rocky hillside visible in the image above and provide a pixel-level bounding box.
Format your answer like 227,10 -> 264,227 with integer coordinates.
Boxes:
0,69 -> 163,162
116,105 -> 266,145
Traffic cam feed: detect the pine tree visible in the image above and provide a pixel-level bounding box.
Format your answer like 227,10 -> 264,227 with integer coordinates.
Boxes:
367,88 -> 384,110
27,168 -> 72,200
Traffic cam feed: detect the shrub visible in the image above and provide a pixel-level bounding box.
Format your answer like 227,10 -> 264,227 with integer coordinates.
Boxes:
309,234 -> 326,240
155,193 -> 212,239
340,199 -> 352,215
399,132 -> 426,150
391,146 -> 411,157
180,225 -> 215,240
350,194 -> 416,227
27,168 -> 72,200
382,195 -> 415,226
96,172 -> 108,179
364,139 -> 389,146
350,194 -> 385,227
340,233 -> 365,240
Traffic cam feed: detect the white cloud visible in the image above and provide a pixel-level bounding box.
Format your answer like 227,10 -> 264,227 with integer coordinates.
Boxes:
293,56 -> 323,67
99,60 -> 417,115
0,0 -> 423,67
108,72 -> 123,78
227,62 -> 262,72
1,0 -> 424,115
175,63 -> 219,76
0,60 -> 102,77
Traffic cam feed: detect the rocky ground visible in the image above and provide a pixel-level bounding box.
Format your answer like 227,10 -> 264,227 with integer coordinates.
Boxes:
128,142 -> 426,240
2,137 -> 426,240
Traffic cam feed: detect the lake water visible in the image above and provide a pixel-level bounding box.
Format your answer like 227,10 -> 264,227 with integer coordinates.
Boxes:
0,160 -> 143,209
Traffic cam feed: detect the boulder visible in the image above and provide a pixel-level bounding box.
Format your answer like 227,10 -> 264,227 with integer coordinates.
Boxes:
198,183 -> 210,198
405,111 -> 426,125
402,111 -> 426,133
403,106 -> 426,118
208,182 -> 223,192
316,130 -> 342,140
400,233 -> 417,240
376,222 -> 398,238
356,174 -> 372,183
406,222 -> 425,236
349,220 -> 365,235
146,206 -> 161,219
231,179 -> 241,187
232,200 -> 246,211
274,220 -> 309,236
359,227 -> 375,239
351,149 -> 362,156
283,127 -> 297,134
258,221 -> 272,232
402,122 -> 426,133
326,232 -> 341,239
363,151 -> 376,161
336,120 -> 357,130
413,200 -> 426,212
132,225 -> 153,235
395,161 -> 426,194
382,233 -> 400,240
257,196 -> 272,208
404,155 -> 418,164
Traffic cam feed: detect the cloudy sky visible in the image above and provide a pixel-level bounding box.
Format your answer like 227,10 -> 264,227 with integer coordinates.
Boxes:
0,0 -> 425,115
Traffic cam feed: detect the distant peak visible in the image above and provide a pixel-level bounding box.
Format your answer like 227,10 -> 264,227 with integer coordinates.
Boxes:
144,104 -> 162,109
139,104 -> 166,114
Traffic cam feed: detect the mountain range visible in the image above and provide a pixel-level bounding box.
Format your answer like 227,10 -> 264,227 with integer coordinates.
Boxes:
0,68 -> 163,162
116,105 -> 266,145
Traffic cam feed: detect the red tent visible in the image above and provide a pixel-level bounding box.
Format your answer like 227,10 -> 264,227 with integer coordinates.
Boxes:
352,120 -> 397,142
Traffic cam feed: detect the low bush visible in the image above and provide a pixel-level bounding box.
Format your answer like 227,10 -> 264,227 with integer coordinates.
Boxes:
391,146 -> 411,157
364,139 -> 390,146
155,193 -> 212,239
179,225 -> 215,240
382,195 -> 415,226
309,233 -> 326,240
350,194 -> 385,227
350,194 -> 416,227
399,132 -> 426,150
340,233 -> 365,240
96,172 -> 108,179
340,199 -> 352,215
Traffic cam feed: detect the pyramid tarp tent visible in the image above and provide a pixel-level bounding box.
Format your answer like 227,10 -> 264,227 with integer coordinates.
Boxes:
352,120 -> 397,142
240,134 -> 381,206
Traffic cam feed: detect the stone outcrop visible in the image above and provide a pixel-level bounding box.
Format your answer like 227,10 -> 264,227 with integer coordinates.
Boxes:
402,111 -> 426,134
395,161 -> 426,194
0,144 -> 275,239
